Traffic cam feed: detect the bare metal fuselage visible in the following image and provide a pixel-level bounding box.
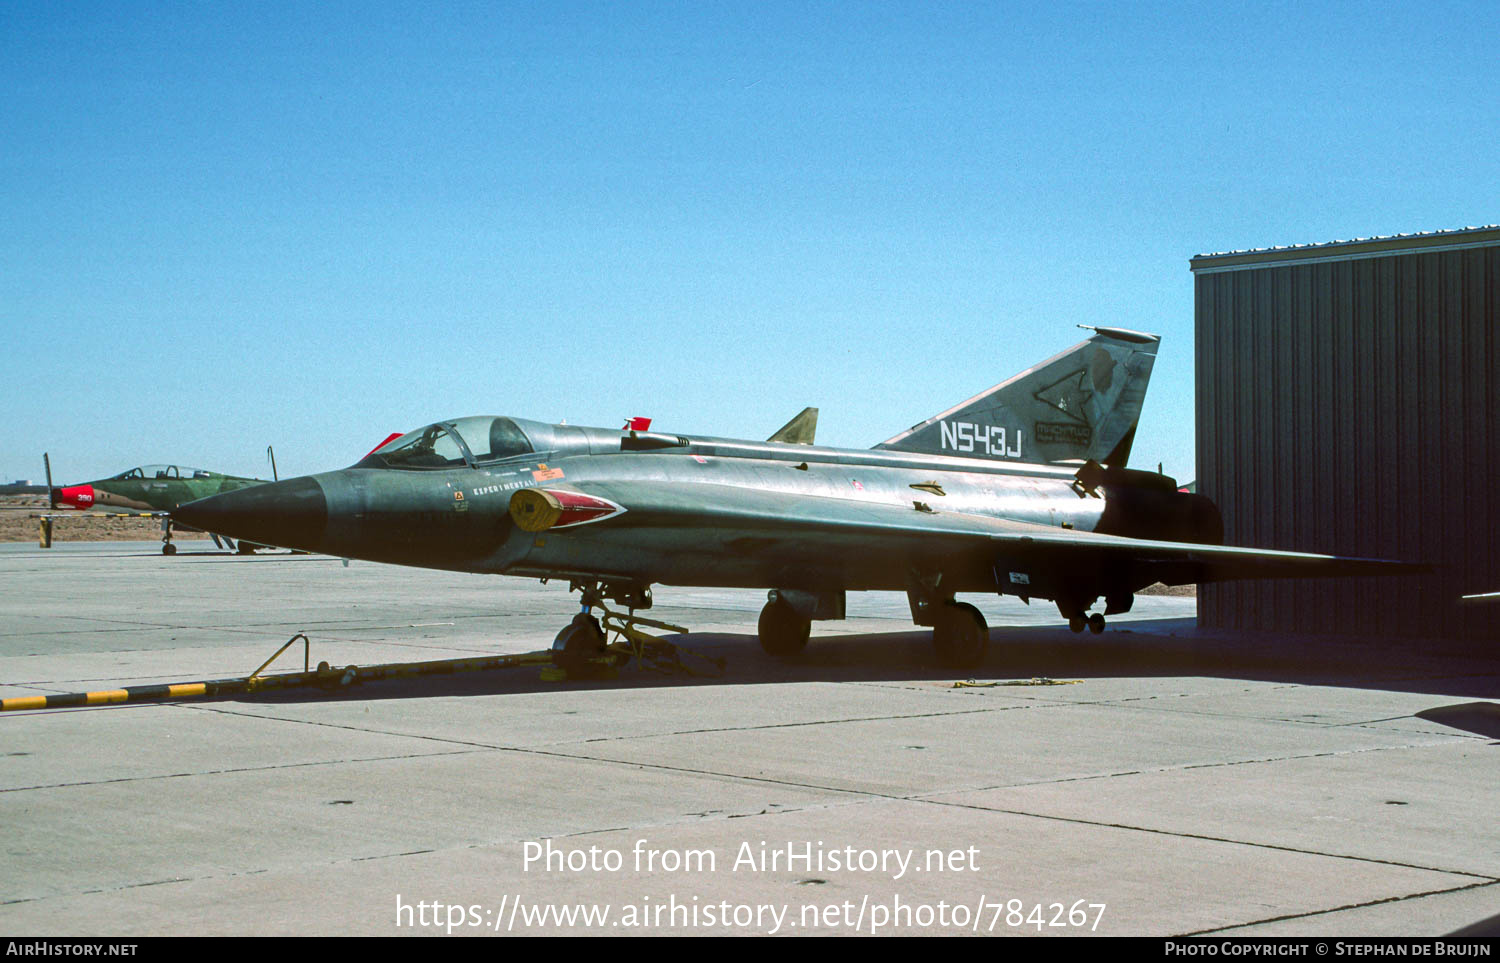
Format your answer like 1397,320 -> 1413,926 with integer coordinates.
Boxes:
507,446 -> 1102,593
284,430 -> 1120,599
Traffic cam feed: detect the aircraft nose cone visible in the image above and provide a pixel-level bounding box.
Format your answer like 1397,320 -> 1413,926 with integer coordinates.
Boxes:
173,476 -> 328,551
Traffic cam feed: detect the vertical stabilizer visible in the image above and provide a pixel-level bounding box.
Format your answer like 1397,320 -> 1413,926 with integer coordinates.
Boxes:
875,326 -> 1159,466
44,453 -> 58,509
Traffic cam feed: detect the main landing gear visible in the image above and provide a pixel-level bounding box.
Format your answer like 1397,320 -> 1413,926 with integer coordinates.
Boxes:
755,591 -> 988,668
933,601 -> 988,669
906,577 -> 990,669
757,595 -> 811,656
756,589 -> 844,658
930,600 -> 990,666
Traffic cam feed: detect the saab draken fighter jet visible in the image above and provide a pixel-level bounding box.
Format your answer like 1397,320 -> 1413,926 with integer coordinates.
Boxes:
174,328 -> 1422,668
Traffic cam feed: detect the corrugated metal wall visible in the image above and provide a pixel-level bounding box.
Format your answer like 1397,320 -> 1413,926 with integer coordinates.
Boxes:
1193,236 -> 1499,641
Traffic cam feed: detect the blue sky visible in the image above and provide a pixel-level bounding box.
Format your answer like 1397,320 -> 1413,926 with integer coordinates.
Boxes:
4,1 -> 1496,484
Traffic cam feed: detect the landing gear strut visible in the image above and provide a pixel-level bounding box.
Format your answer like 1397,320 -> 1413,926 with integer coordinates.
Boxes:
758,596 -> 810,656
552,580 -> 651,675
933,602 -> 988,669
161,517 -> 177,555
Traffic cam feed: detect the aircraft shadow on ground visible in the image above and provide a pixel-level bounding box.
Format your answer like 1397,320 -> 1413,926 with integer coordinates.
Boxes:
1413,702 -> 1500,739
234,616 -> 1500,709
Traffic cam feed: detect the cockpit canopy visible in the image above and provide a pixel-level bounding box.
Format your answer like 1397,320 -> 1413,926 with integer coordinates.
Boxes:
112,465 -> 215,480
357,416 -> 535,470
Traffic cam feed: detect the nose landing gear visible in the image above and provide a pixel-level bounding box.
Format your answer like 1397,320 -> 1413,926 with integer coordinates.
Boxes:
552,579 -> 718,679
552,579 -> 632,676
552,611 -> 608,675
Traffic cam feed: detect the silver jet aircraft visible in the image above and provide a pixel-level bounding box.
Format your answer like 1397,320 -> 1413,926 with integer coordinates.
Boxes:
174,328 -> 1418,669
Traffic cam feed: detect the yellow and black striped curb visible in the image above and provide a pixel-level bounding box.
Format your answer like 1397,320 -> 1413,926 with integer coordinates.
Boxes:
2,651 -> 557,713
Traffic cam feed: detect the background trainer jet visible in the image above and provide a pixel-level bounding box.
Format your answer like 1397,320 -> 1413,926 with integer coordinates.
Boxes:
45,454 -> 270,554
174,330 -> 1422,669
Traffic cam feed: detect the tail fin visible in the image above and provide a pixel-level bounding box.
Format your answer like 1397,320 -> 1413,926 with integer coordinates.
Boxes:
44,452 -> 58,509
875,326 -> 1159,466
768,407 -> 819,445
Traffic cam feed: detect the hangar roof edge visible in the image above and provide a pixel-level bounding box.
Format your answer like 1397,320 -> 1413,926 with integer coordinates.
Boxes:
1189,225 -> 1500,273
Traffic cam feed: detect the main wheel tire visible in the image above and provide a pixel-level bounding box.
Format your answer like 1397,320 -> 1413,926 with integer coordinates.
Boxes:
758,598 -> 811,656
1087,612 -> 1106,634
552,613 -> 606,674
934,602 -> 988,669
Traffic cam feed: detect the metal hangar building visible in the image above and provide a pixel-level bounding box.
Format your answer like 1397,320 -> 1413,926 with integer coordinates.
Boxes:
1189,225 -> 1500,642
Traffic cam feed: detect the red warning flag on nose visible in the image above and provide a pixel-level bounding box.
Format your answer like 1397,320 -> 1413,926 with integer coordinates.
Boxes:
625,417 -> 652,431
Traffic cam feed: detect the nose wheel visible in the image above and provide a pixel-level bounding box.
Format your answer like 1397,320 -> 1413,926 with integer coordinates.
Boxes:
552,612 -> 607,675
549,583 -> 715,680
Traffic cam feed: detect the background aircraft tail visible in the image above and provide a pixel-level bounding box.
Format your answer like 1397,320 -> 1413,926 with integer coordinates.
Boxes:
43,453 -> 58,509
875,326 -> 1160,467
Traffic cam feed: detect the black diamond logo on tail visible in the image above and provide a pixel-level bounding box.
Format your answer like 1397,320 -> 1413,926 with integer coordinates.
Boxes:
1034,368 -> 1092,426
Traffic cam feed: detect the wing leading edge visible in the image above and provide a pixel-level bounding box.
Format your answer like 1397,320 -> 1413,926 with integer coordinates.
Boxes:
542,480 -> 1426,588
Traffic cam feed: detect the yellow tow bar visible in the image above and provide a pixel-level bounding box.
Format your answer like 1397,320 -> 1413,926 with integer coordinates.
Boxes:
2,617 -> 720,712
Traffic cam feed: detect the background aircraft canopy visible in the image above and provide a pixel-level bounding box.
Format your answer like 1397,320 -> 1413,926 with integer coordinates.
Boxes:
111,465 -> 216,480
359,417 -> 534,470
